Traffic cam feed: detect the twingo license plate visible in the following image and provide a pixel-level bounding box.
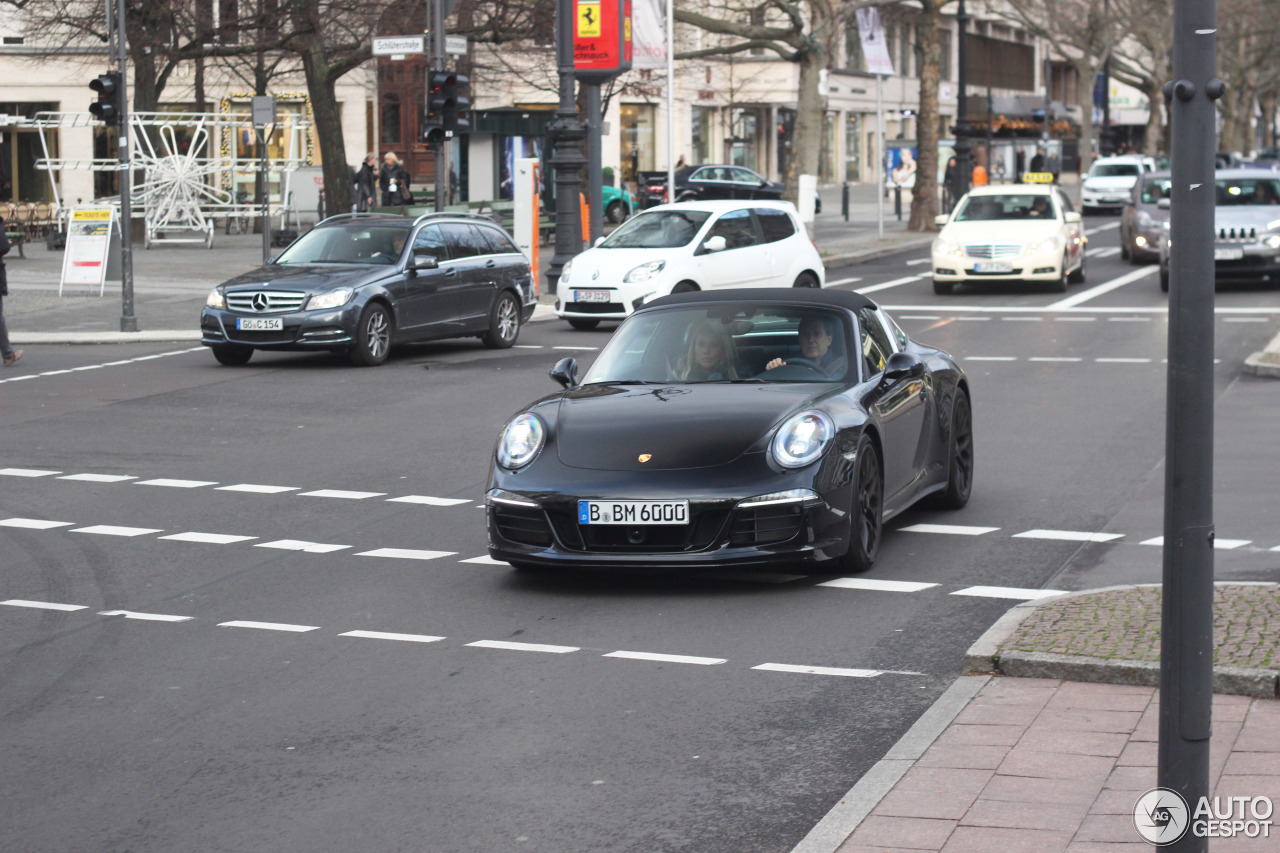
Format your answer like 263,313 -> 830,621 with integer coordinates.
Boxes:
574,290 -> 611,302
973,262 -> 1013,273
578,500 -> 689,525
236,317 -> 284,331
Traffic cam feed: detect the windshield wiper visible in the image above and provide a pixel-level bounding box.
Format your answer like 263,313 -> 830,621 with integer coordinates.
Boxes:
604,379 -> 666,385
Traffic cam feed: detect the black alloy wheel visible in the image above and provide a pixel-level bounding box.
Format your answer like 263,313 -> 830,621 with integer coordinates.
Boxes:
1159,265 -> 1170,292
793,271 -> 821,288
1050,253 -> 1070,292
934,391 -> 974,509
606,200 -> 625,223
842,434 -> 883,574
568,318 -> 600,331
211,344 -> 254,366
350,302 -> 392,366
671,281 -> 699,294
482,291 -> 521,349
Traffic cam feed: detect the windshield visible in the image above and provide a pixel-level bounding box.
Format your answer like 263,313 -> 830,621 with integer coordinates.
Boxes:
1140,178 -> 1173,204
954,194 -> 1056,221
1090,163 -> 1142,178
274,225 -> 408,265
582,305 -> 852,384
600,210 -> 712,249
1215,177 -> 1280,206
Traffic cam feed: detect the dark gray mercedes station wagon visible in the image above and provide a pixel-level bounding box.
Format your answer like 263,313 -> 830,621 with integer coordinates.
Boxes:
201,212 -> 536,366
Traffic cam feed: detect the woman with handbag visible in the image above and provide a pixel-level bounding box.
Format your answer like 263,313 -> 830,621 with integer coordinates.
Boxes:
379,152 -> 411,207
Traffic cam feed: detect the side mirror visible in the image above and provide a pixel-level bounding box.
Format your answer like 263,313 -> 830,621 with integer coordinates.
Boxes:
1064,211 -> 1082,223
934,214 -> 950,227
883,351 -> 925,382
410,253 -> 439,271
550,356 -> 579,389
702,235 -> 727,253
1157,198 -> 1172,210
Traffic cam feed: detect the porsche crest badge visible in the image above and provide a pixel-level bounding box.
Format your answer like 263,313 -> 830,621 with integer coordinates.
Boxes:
638,454 -> 652,463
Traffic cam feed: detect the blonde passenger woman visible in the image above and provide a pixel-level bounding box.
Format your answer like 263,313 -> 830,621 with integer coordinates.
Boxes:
679,321 -> 739,381
379,152 -> 411,206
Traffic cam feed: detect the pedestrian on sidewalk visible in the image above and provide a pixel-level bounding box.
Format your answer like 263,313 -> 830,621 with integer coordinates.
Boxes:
379,152 -> 411,207
0,218 -> 21,367
356,153 -> 378,211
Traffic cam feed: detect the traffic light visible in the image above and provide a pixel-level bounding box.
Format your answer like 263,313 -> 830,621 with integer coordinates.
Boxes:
424,70 -> 449,145
443,72 -> 469,135
89,71 -> 123,126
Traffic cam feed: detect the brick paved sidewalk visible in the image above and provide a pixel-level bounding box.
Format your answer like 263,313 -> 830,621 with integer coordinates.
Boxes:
831,677 -> 1280,852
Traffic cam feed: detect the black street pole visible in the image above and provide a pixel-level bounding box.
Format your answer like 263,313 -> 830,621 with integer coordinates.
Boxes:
113,0 -> 136,332
951,0 -> 971,207
431,0 -> 447,213
1159,1 -> 1223,849
544,0 -> 586,295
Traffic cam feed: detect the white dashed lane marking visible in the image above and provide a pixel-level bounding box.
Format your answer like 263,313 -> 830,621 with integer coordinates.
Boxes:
952,586 -> 1068,601
136,478 -> 218,489
0,347 -> 205,385
356,548 -> 456,561
900,523 -> 1000,536
99,610 -> 194,622
466,640 -> 580,654
159,532 -> 257,545
855,276 -> 922,295
0,518 -> 74,529
604,651 -> 727,666
255,539 -> 351,553
216,484 -> 299,494
1,599 -> 88,611
339,630 -> 446,643
753,663 -> 884,678
0,468 -> 61,477
72,525 -> 163,537
58,473 -> 137,483
1013,529 -> 1125,543
218,620 -> 321,632
298,489 -> 386,500
818,578 -> 939,593
386,495 -> 472,506
1140,536 -> 1253,550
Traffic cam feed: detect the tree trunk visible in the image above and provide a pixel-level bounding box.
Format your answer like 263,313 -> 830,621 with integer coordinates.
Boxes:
1142,77 -> 1163,156
785,45 -> 828,204
1073,57 -> 1097,176
299,43 -> 352,214
909,3 -> 942,232
131,49 -> 161,114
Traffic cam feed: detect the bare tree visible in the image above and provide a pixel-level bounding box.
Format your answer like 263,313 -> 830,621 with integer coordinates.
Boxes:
994,0 -> 1119,175
1213,0 -> 1280,155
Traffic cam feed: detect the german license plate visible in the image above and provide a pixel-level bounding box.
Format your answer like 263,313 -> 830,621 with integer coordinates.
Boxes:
236,317 -> 284,331
578,500 -> 689,525
1214,247 -> 1244,261
973,262 -> 1012,273
574,289 -> 610,303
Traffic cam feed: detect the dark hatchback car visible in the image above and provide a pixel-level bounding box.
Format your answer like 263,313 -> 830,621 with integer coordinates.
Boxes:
487,289 -> 972,575
201,212 -> 536,366
1119,170 -> 1172,263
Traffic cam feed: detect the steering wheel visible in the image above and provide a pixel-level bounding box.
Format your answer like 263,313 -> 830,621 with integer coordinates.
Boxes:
767,357 -> 827,378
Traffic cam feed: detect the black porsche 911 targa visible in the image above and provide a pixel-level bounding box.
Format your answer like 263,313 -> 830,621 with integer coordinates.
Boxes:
486,289 -> 973,573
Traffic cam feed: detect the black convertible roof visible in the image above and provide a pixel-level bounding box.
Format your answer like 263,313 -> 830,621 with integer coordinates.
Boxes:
645,287 -> 875,313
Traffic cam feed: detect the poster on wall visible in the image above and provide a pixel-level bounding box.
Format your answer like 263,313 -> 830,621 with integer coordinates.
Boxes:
59,208 -> 116,295
886,146 -> 918,188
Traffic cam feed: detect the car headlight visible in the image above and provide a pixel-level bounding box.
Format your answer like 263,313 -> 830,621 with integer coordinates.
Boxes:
1026,235 -> 1063,254
932,238 -> 963,258
307,288 -> 354,310
1263,234 -> 1280,249
560,260 -> 573,285
624,260 -> 666,283
770,411 -> 835,469
205,288 -> 225,309
496,413 -> 546,470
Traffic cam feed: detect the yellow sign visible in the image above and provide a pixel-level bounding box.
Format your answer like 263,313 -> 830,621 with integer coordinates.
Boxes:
578,3 -> 602,37
1022,172 -> 1055,184
72,209 -> 113,221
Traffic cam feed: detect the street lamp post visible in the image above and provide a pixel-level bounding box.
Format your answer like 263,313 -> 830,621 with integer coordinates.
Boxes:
951,0 -> 972,208
544,0 -> 587,296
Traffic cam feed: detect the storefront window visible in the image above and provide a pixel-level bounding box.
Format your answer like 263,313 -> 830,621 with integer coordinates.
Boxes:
730,108 -> 758,172
691,106 -> 715,165
620,103 -> 655,185
820,111 -> 837,183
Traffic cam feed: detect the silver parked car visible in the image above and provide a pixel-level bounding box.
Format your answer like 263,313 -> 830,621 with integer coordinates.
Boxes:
1119,171 -> 1171,264
1157,169 -> 1280,291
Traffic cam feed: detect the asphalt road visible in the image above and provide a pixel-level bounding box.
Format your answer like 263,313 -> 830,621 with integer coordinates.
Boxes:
3,220 -> 1279,852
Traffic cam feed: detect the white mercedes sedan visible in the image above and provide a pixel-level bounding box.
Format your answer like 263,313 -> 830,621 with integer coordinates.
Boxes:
931,185 -> 1087,295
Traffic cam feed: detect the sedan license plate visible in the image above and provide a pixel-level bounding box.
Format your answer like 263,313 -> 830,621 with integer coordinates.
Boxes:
1214,247 -> 1244,261
578,500 -> 689,525
973,262 -> 1013,273
236,317 -> 284,331
574,289 -> 610,303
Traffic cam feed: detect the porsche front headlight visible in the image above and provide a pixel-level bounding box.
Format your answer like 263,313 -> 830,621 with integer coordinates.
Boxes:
496,413 -> 546,470
206,288 -> 225,309
624,260 -> 666,283
770,411 -> 835,469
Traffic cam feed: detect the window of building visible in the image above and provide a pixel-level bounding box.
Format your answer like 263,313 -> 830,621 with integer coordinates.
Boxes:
691,106 -> 716,165
620,103 -> 655,185
844,114 -> 862,183
381,95 -> 401,145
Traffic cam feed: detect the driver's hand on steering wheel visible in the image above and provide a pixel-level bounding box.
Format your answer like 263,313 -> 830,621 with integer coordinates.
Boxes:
765,357 -> 786,370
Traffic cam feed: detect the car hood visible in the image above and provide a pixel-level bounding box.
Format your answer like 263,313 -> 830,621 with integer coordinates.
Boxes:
569,247 -> 689,280
1214,207 -> 1280,231
1084,176 -> 1138,191
219,264 -> 391,293
941,220 -> 1061,244
554,383 -> 825,470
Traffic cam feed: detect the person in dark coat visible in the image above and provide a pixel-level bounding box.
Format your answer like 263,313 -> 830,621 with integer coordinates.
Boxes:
1029,146 -> 1046,173
379,152 -> 411,207
356,153 -> 378,211
0,218 -> 20,367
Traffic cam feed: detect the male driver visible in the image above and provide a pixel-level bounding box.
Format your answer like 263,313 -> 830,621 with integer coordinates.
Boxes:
765,315 -> 847,377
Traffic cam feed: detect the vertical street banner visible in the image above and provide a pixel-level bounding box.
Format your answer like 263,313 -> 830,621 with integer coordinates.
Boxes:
59,208 -> 116,295
631,0 -> 665,70
855,7 -> 895,77
573,0 -> 633,82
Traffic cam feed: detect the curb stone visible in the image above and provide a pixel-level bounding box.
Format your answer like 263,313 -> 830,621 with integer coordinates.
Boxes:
1244,329 -> 1280,378
963,582 -> 1280,698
